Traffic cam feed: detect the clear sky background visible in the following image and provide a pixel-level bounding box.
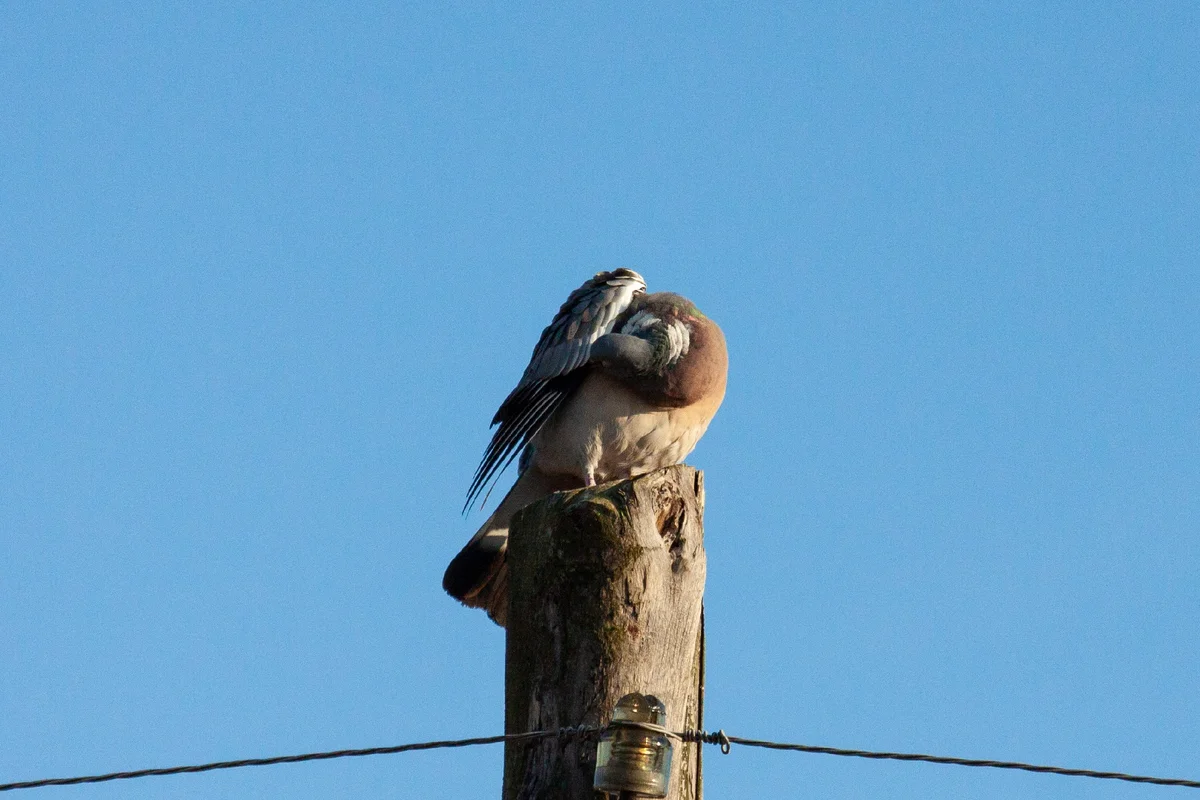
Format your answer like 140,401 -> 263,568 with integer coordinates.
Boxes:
2,3 -> 1197,798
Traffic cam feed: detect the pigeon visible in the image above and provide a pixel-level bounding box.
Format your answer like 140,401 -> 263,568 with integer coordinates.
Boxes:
443,269 -> 727,626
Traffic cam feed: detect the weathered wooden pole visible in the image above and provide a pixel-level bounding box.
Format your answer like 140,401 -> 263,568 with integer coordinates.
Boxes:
503,465 -> 707,800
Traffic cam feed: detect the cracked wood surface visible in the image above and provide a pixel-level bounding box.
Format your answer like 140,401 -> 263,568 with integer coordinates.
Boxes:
503,465 -> 707,800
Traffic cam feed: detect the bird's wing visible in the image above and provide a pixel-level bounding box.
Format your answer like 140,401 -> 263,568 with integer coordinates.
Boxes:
465,269 -> 646,511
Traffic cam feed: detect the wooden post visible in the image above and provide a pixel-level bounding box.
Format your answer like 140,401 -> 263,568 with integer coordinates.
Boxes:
503,465 -> 707,800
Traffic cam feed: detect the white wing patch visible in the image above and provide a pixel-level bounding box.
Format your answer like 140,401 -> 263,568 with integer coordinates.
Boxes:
620,312 -> 691,365
621,309 -> 659,335
661,318 -> 691,364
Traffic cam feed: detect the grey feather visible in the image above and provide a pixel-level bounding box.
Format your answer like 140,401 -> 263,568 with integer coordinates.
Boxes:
464,269 -> 646,511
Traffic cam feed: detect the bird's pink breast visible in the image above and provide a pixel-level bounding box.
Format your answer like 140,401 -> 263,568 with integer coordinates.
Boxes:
527,373 -> 720,484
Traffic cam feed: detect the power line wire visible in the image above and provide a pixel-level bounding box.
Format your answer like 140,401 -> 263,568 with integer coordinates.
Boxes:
3,727 -> 1198,793
0,729 -> 586,793
706,734 -> 1200,789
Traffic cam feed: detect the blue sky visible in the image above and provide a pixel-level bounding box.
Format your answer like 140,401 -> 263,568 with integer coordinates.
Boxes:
2,3 -> 1197,798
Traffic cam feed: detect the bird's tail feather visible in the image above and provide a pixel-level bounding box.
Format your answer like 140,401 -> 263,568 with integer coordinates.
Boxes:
443,466 -> 577,628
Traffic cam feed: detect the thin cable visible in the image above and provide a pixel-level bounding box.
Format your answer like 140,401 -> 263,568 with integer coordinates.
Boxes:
0,728 -> 590,793
684,731 -> 1200,790
5,727 -> 1200,793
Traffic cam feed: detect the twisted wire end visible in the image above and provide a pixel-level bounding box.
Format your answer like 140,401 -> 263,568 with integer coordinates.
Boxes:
680,729 -> 731,754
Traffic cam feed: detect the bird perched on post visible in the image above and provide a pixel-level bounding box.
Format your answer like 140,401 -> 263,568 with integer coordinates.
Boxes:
443,269 -> 728,627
